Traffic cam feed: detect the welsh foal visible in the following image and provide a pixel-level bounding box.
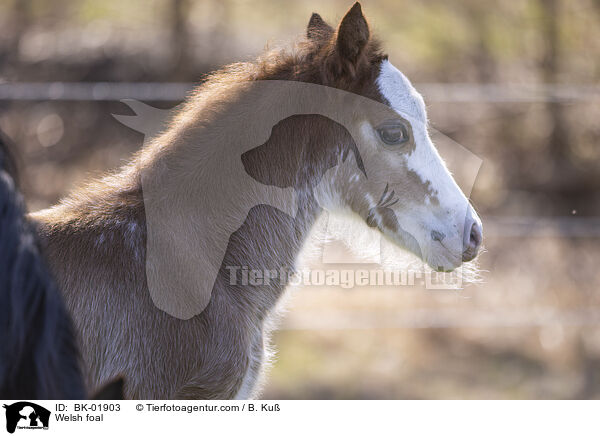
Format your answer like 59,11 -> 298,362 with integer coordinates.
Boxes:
30,3 -> 482,399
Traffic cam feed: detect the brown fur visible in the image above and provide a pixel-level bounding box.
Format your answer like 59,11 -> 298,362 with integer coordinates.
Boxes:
29,3 -> 393,399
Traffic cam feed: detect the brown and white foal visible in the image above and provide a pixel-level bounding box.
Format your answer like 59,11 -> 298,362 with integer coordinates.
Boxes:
30,3 -> 482,399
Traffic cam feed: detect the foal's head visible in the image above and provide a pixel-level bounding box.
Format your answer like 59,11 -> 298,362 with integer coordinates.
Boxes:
257,3 -> 483,271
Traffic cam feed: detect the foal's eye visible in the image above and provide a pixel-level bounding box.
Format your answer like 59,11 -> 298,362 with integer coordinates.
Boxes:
377,122 -> 409,146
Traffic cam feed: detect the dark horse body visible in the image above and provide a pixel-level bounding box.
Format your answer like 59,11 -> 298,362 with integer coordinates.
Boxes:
0,132 -> 85,399
0,134 -> 124,400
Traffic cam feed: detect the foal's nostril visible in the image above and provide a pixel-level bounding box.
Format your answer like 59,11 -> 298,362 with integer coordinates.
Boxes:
470,222 -> 482,248
462,219 -> 483,262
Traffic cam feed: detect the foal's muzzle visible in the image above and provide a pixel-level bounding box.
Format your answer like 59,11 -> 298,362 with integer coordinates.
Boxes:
462,212 -> 483,262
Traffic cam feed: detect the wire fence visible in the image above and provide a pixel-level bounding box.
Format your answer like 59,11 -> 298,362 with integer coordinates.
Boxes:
1,82 -> 599,102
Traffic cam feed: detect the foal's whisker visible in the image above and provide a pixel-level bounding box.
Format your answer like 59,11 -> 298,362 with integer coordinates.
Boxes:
378,183 -> 389,205
376,184 -> 398,209
386,189 -> 396,203
384,198 -> 399,208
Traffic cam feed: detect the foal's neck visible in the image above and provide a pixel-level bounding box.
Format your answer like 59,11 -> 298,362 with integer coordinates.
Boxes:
33,117 -> 330,319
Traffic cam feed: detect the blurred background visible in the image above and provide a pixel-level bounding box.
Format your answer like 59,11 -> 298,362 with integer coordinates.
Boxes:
1,0 -> 599,399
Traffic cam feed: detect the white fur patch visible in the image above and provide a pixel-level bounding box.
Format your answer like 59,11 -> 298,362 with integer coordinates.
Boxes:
376,60 -> 438,195
376,59 -> 472,267
376,60 -> 427,124
376,59 -> 457,206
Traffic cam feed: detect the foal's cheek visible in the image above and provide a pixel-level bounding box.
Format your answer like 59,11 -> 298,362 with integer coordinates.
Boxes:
381,158 -> 411,186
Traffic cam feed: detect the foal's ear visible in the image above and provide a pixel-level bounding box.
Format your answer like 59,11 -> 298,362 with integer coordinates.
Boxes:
90,377 -> 124,400
307,12 -> 333,39
336,2 -> 370,64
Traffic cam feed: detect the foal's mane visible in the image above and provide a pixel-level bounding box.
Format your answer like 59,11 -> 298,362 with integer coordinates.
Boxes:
44,6 -> 389,225
181,28 -> 386,193
185,21 -> 387,114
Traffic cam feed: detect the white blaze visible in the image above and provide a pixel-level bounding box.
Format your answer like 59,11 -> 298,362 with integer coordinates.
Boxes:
376,60 -> 472,267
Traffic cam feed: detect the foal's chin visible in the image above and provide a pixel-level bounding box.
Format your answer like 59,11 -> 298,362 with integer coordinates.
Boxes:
423,249 -> 464,273
417,237 -> 465,272
380,225 -> 464,272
